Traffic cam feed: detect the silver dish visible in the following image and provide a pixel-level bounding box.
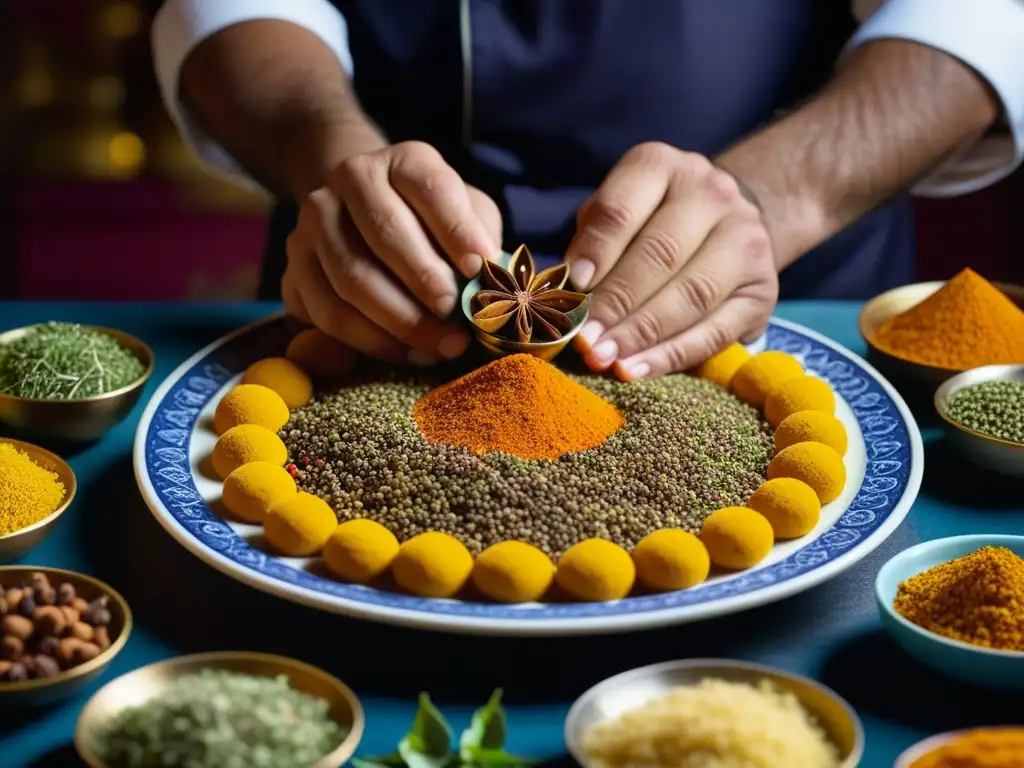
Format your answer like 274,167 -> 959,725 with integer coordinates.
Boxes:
565,658 -> 863,768
934,363 -> 1024,479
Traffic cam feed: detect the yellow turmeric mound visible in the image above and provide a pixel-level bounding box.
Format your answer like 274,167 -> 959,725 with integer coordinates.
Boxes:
632,529 -> 710,591
763,374 -> 835,428
324,519 -> 400,584
221,461 -> 297,524
699,507 -> 774,570
768,441 -> 846,505
213,384 -> 291,435
392,532 -> 474,598
472,541 -> 554,603
0,443 -> 66,536
556,539 -> 635,602
412,354 -> 623,461
873,268 -> 1024,369
693,343 -> 750,390
243,357 -> 313,409
775,410 -> 848,457
211,424 -> 288,479
908,728 -> 1024,768
730,351 -> 803,408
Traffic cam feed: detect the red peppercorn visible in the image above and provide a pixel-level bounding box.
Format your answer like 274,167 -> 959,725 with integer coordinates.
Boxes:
314,459 -> 325,468
286,463 -> 299,479
300,456 -> 311,465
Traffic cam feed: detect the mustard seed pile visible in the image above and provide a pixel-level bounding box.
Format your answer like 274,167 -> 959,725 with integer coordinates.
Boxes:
282,363 -> 773,559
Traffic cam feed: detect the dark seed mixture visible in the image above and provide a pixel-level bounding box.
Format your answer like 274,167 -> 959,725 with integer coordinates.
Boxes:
282,365 -> 774,559
945,380 -> 1024,444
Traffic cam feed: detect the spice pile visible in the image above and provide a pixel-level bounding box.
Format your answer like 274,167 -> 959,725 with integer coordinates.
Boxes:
944,380 -> 1024,444
91,669 -> 348,768
872,269 -> 1024,369
0,442 -> 66,536
894,546 -> 1024,651
908,728 -> 1024,768
0,572 -> 113,682
580,677 -> 840,768
0,322 -> 145,399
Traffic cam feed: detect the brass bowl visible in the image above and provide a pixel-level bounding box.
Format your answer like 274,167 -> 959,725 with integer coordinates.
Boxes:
858,280 -> 1024,397
460,252 -> 590,361
894,727 -> 1020,767
0,325 -> 154,442
935,364 -> 1024,479
0,566 -> 131,708
565,659 -> 863,768
0,438 -> 77,563
75,651 -> 365,768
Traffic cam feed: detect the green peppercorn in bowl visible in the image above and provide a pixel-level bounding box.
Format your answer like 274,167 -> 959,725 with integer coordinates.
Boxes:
934,364 -> 1024,479
0,323 -> 154,443
75,651 -> 364,768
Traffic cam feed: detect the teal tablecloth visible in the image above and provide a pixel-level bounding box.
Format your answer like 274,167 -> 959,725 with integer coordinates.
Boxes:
1,301 -> 1021,768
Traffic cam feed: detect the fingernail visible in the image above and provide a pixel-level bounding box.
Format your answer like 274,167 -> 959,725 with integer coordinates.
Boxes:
438,332 -> 468,359
460,253 -> 483,276
435,294 -> 457,318
407,349 -> 438,367
579,321 -> 604,348
592,338 -> 618,365
623,361 -> 650,381
569,259 -> 595,290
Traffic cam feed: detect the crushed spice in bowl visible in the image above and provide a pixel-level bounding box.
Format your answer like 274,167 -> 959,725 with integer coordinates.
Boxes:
896,727 -> 1024,768
0,442 -> 66,537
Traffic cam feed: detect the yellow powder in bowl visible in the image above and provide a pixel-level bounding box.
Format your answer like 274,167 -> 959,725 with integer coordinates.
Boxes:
581,677 -> 839,768
0,443 -> 66,536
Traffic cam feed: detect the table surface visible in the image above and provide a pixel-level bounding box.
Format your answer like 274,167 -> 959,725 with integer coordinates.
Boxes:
1,301 -> 1021,768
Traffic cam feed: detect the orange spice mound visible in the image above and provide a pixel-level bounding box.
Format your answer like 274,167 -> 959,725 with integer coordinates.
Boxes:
412,354 -> 623,460
873,268 -> 1024,369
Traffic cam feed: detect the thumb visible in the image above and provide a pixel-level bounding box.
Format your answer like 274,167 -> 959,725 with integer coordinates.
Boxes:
466,186 -> 503,260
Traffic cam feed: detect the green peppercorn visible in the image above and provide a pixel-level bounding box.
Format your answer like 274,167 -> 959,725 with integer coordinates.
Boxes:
946,380 -> 1024,445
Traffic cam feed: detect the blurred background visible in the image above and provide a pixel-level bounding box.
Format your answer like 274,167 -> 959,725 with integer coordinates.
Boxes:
3,0 -> 1022,303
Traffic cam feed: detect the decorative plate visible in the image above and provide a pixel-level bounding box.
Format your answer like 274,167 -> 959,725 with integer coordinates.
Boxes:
133,316 -> 922,636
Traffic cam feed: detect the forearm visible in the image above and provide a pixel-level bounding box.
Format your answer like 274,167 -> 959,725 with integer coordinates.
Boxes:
717,39 -> 1001,268
179,19 -> 387,198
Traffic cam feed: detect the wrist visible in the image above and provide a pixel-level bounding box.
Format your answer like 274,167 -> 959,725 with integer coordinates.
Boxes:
285,110 -> 388,200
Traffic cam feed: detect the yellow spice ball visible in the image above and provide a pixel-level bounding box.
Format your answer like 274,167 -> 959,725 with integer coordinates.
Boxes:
286,328 -> 359,381
472,541 -> 554,603
392,532 -> 474,599
243,357 -> 313,409
775,410 -> 848,457
213,384 -> 291,435
768,441 -> 847,505
730,351 -> 803,409
221,461 -> 297,524
699,506 -> 775,570
693,343 -> 751,390
763,374 -> 835,428
323,519 -> 400,584
211,424 -> 289,480
556,539 -> 635,602
748,478 -> 821,539
632,529 -> 710,592
264,492 -> 337,557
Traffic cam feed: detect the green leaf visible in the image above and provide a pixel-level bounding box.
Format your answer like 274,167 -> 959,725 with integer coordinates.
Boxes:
462,747 -> 538,767
349,755 -> 406,768
397,692 -> 456,768
459,688 -> 507,760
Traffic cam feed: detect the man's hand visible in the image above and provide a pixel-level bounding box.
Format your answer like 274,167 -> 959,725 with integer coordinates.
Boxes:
283,141 -> 502,365
567,142 -> 778,381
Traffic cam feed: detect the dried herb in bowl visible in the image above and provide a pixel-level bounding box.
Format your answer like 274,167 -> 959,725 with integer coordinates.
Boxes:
91,668 -> 348,768
0,323 -> 145,400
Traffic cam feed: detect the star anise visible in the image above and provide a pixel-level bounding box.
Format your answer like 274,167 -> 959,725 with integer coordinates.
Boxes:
469,245 -> 588,343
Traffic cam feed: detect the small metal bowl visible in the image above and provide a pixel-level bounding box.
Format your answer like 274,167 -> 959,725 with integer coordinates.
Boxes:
858,280 -> 1024,397
460,252 -> 590,361
0,566 -> 131,708
565,659 -> 863,768
934,364 -> 1024,479
0,438 -> 77,563
0,325 -> 154,443
75,651 -> 365,768
894,727 -> 1021,767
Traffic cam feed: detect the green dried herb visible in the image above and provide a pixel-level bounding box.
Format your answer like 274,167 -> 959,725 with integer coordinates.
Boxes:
91,668 -> 348,768
353,689 -> 535,768
0,322 -> 145,399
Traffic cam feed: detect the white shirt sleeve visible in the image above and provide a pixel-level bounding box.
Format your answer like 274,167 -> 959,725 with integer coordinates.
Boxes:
847,0 -> 1024,198
151,0 -> 354,188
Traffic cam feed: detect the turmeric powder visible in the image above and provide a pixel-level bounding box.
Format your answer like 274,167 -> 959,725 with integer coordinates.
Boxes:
873,269 -> 1024,369
894,546 -> 1024,651
908,728 -> 1024,768
0,443 -> 66,535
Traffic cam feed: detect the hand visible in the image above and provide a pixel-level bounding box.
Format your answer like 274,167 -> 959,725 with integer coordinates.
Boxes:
567,142 -> 778,380
283,141 -> 502,365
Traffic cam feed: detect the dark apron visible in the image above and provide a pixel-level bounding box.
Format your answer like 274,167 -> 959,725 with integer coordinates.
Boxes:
259,0 -> 915,301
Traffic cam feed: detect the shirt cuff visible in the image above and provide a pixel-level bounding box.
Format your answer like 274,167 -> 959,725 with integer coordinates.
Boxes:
847,0 -> 1024,197
151,0 -> 354,188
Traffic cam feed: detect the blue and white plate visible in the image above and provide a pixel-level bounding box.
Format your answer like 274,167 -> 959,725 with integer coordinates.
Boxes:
133,316 -> 922,636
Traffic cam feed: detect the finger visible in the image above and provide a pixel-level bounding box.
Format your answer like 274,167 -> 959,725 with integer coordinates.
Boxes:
289,238 -> 417,365
330,155 -> 461,319
614,294 -> 772,381
588,216 -> 771,364
316,200 -> 469,359
281,256 -> 312,325
390,146 -> 500,276
466,186 -> 503,262
564,144 -> 673,292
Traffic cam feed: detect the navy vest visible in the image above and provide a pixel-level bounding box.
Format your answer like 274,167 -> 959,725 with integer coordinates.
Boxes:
259,0 -> 915,300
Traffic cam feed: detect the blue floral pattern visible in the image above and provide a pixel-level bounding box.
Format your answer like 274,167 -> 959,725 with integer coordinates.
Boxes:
140,317 -> 917,625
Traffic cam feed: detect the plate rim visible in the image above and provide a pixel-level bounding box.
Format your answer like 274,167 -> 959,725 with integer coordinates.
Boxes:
133,314 -> 923,636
